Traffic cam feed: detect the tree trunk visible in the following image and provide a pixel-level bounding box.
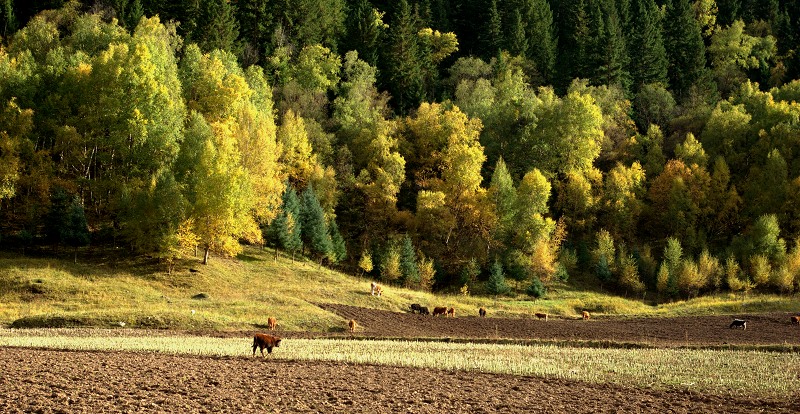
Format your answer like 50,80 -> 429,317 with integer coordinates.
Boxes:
203,247 -> 210,265
275,246 -> 279,261
74,247 -> 78,264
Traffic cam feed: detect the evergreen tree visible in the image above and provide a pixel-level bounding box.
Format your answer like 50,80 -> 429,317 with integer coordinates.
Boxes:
527,0 -> 557,83
45,188 -> 71,248
328,219 -> 347,263
478,0 -> 503,59
663,0 -> 708,100
381,0 -> 425,114
399,235 -> 420,287
628,0 -> 668,92
236,0 -> 272,66
487,260 -> 511,295
342,0 -> 385,67
266,185 -> 303,259
300,185 -> 333,261
0,0 -> 16,38
505,9 -> 528,57
526,276 -> 546,299
194,0 -> 239,53
64,196 -> 90,263
589,0 -> 630,90
554,0 -> 589,91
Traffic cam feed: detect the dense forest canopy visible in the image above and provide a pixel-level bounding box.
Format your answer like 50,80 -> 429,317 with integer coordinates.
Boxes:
2,0 -> 800,300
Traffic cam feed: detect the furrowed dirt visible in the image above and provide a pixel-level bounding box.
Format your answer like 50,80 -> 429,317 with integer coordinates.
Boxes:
1,348 -> 796,413
2,306 -> 800,413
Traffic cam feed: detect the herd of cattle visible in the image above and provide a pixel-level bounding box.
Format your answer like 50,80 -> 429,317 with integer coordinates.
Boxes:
250,281 -> 800,357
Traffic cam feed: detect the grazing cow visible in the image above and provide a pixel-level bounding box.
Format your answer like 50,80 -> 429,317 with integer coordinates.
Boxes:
419,306 -> 431,315
582,311 -> 590,320
252,333 -> 282,357
348,319 -> 357,333
410,303 -> 422,314
479,307 -> 487,318
535,312 -> 548,321
446,307 -> 455,317
729,319 -> 747,330
791,316 -> 800,325
267,317 -> 277,331
370,282 -> 383,296
432,306 -> 448,316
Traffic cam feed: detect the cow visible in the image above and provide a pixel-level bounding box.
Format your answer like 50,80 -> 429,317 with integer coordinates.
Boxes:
252,333 -> 282,357
419,306 -> 431,315
410,303 -> 422,314
432,306 -> 448,316
729,319 -> 747,330
479,307 -> 487,318
792,316 -> 800,325
267,317 -> 277,331
582,311 -> 590,320
370,282 -> 383,297
446,307 -> 455,317
348,319 -> 358,333
535,312 -> 548,321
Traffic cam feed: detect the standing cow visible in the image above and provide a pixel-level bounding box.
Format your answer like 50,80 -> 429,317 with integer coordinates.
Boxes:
410,303 -> 422,314
432,307 -> 448,316
267,317 -> 277,331
791,316 -> 800,325
729,319 -> 747,330
479,307 -> 487,318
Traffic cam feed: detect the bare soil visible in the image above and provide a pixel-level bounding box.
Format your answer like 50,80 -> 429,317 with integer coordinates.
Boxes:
2,306 -> 800,413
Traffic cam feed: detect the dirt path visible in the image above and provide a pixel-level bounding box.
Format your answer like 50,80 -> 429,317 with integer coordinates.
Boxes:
1,347 -> 795,414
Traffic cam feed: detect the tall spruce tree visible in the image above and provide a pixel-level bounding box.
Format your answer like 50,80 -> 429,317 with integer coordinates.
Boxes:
663,0 -> 708,100
399,235 -> 420,287
342,0 -> 385,67
527,0 -> 557,83
300,185 -> 333,261
0,0 -> 16,37
627,0 -> 668,92
236,0 -> 272,66
194,0 -> 239,53
478,0 -> 503,59
329,219 -> 347,263
487,260 -> 511,295
266,185 -> 303,260
381,0 -> 425,114
554,0 -> 589,91
588,0 -> 630,90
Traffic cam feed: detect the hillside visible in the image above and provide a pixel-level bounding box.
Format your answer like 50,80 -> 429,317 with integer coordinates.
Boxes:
1,246 -> 798,332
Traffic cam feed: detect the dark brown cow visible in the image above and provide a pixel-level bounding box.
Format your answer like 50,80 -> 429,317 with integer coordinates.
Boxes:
479,307 -> 487,318
267,317 -> 277,331
432,306 -> 448,316
252,333 -> 282,356
792,316 -> 800,325
446,307 -> 455,317
535,312 -> 548,321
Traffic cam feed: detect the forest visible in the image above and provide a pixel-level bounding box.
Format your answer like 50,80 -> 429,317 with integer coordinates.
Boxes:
1,0 -> 800,301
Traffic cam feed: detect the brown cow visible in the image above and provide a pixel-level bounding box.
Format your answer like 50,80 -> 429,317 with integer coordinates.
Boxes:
792,316 -> 800,325
479,307 -> 487,318
535,312 -> 548,321
446,307 -> 455,317
370,282 -> 383,296
348,319 -> 357,332
252,333 -> 282,357
582,311 -> 590,320
267,317 -> 277,331
432,306 -> 448,316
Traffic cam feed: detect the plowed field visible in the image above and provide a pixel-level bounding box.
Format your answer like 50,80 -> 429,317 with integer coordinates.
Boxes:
2,306 -> 799,413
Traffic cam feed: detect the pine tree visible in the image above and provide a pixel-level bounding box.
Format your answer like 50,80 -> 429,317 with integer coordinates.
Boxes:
487,260 -> 511,295
628,0 -> 668,91
0,0 -> 16,38
265,185 -> 303,260
526,276 -> 546,299
554,0 -> 589,91
328,219 -> 347,263
505,9 -> 528,57
64,197 -> 90,263
236,0 -> 272,66
195,0 -> 239,53
399,235 -> 420,287
381,0 -> 425,114
478,0 -> 503,59
300,185 -> 333,261
590,0 -> 630,90
527,0 -> 557,83
663,0 -> 708,100
342,0 -> 385,67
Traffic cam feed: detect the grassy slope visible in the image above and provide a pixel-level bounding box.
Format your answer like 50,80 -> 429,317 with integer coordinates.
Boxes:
0,246 -> 798,331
